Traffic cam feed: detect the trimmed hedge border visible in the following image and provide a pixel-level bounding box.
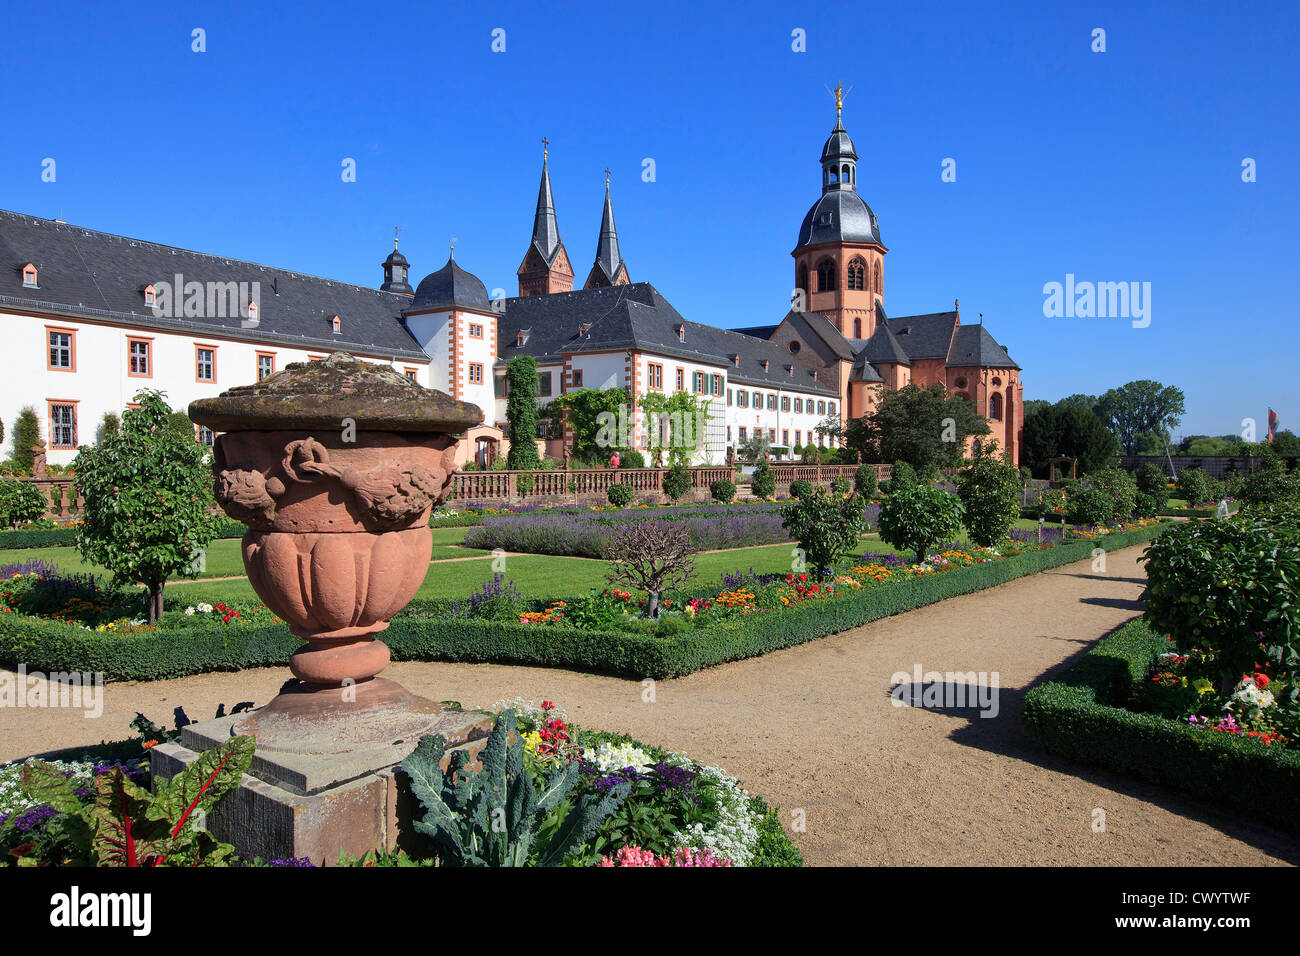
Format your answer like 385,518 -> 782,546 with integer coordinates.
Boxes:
0,520 -> 247,551
1022,618 -> 1300,834
0,524 -> 1168,683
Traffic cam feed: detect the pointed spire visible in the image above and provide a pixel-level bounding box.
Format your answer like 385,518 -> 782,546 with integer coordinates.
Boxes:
595,172 -> 622,281
531,139 -> 562,265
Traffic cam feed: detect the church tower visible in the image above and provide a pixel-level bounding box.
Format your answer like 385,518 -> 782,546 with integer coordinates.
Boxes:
517,140 -> 574,296
791,87 -> 888,340
583,171 -> 630,288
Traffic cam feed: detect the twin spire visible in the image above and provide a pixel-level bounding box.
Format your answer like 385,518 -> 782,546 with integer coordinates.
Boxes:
519,141 -> 628,296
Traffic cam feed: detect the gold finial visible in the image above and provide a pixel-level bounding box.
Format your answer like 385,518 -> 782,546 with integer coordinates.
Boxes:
829,81 -> 851,119
604,167 -> 611,187
542,136 -> 549,159
450,235 -> 457,258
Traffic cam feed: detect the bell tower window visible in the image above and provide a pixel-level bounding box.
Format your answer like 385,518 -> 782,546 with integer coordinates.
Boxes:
816,259 -> 837,292
847,258 -> 866,290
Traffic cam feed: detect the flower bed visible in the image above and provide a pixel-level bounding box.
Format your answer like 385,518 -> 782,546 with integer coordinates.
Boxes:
1022,619 -> 1300,833
463,503 -> 794,557
0,702 -> 801,867
0,522 -> 1169,682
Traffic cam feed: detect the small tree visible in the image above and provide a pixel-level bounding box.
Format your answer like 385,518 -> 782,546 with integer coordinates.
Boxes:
1134,463 -> 1169,510
606,482 -> 634,508
854,464 -> 878,499
9,406 -> 41,471
604,521 -> 697,618
751,461 -> 776,499
1175,468 -> 1213,508
662,462 -> 690,501
781,487 -> 867,574
506,356 -> 542,470
956,454 -> 1021,546
0,477 -> 48,528
709,478 -> 736,502
1085,468 -> 1138,521
98,412 -> 121,443
877,484 -> 964,564
73,391 -> 224,623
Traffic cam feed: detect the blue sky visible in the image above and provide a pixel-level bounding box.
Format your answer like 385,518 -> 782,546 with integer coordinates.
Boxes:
4,0 -> 1296,437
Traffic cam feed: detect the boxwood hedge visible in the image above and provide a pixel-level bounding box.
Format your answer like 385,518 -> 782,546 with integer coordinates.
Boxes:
0,525 -> 1166,682
1022,618 -> 1300,833
0,520 -> 248,551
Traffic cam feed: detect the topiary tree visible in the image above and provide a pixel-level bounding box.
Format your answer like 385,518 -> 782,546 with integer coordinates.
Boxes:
603,520 -> 697,618
0,476 -> 48,528
9,406 -> 41,472
709,478 -> 736,503
98,412 -> 121,443
781,486 -> 867,575
883,460 -> 917,495
789,479 -> 814,500
662,462 -> 690,501
1085,468 -> 1138,521
751,461 -> 775,499
830,475 -> 851,495
878,484 -> 964,564
1175,467 -> 1213,508
854,464 -> 878,499
72,390 -> 224,623
606,482 -> 634,508
955,455 -> 1022,546
506,356 -> 542,470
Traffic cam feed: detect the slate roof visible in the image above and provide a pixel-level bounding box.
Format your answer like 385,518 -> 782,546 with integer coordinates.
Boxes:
945,323 -> 1019,369
589,184 -> 626,285
880,310 -> 958,360
0,209 -> 428,360
859,322 -> 912,366
496,283 -> 837,396
796,190 -> 882,249
409,254 -> 492,313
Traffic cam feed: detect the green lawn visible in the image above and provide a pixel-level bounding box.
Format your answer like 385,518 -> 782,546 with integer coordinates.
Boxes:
3,517 -> 1066,607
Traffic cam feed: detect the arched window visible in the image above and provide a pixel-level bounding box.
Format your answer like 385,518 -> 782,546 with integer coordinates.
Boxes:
847,258 -> 866,290
853,318 -> 862,337
816,259 -> 837,292
842,164 -> 851,182
873,262 -> 881,291
990,392 -> 1003,421
797,263 -> 808,293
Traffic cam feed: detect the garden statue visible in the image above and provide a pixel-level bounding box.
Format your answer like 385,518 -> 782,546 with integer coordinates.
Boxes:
30,441 -> 46,478
563,444 -> 571,470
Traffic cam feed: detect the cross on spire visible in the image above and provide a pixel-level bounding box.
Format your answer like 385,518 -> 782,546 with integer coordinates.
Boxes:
604,167 -> 611,187
393,226 -> 401,251
542,136 -> 549,159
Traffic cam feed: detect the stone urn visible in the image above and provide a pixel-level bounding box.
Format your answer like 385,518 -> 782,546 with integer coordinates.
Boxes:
189,352 -> 481,755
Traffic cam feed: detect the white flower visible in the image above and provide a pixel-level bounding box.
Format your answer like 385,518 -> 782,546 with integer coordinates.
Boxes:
185,607 -> 195,616
582,741 -> 654,773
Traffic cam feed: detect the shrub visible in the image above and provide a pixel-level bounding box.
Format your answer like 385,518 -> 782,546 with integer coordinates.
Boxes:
780,488 -> 867,574
1133,492 -> 1160,519
1066,485 -> 1112,526
662,463 -> 690,501
8,407 -> 40,472
1218,471 -> 1245,500
1238,464 -> 1300,508
1019,466 -> 1032,482
1175,467 -> 1213,507
751,462 -> 776,499
830,475 -> 851,495
606,482 -> 634,508
854,465 -> 878,499
1085,468 -> 1138,521
709,479 -> 736,503
618,450 -> 646,469
877,484 -> 964,563
1134,464 -> 1169,509
516,474 -> 535,498
1032,487 -> 1067,521
0,477 -> 49,529
788,479 -> 813,500
955,456 -> 1021,547
883,461 -> 917,494
603,520 -> 696,618
1142,511 -> 1300,690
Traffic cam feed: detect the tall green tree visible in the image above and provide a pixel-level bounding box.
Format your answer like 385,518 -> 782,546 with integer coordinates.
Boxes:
9,406 -> 41,471
73,391 -> 223,623
505,356 -> 541,469
1095,380 -> 1186,455
1021,402 -> 1119,477
845,383 -> 989,477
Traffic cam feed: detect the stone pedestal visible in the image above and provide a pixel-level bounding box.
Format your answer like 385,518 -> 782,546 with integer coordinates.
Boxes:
150,700 -> 494,864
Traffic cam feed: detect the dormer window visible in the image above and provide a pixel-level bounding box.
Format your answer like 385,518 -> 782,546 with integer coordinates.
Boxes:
143,284 -> 156,306
331,315 -> 341,334
761,359 -> 769,371
247,301 -> 258,321
21,263 -> 37,288
516,329 -> 530,347
730,353 -> 740,367
578,323 -> 591,337
675,324 -> 685,343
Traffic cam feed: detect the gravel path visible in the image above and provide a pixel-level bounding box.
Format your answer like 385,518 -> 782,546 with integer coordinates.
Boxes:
5,543 -> 1297,866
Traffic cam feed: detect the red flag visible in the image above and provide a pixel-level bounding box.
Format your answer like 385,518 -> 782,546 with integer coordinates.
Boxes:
1268,409 -> 1279,442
